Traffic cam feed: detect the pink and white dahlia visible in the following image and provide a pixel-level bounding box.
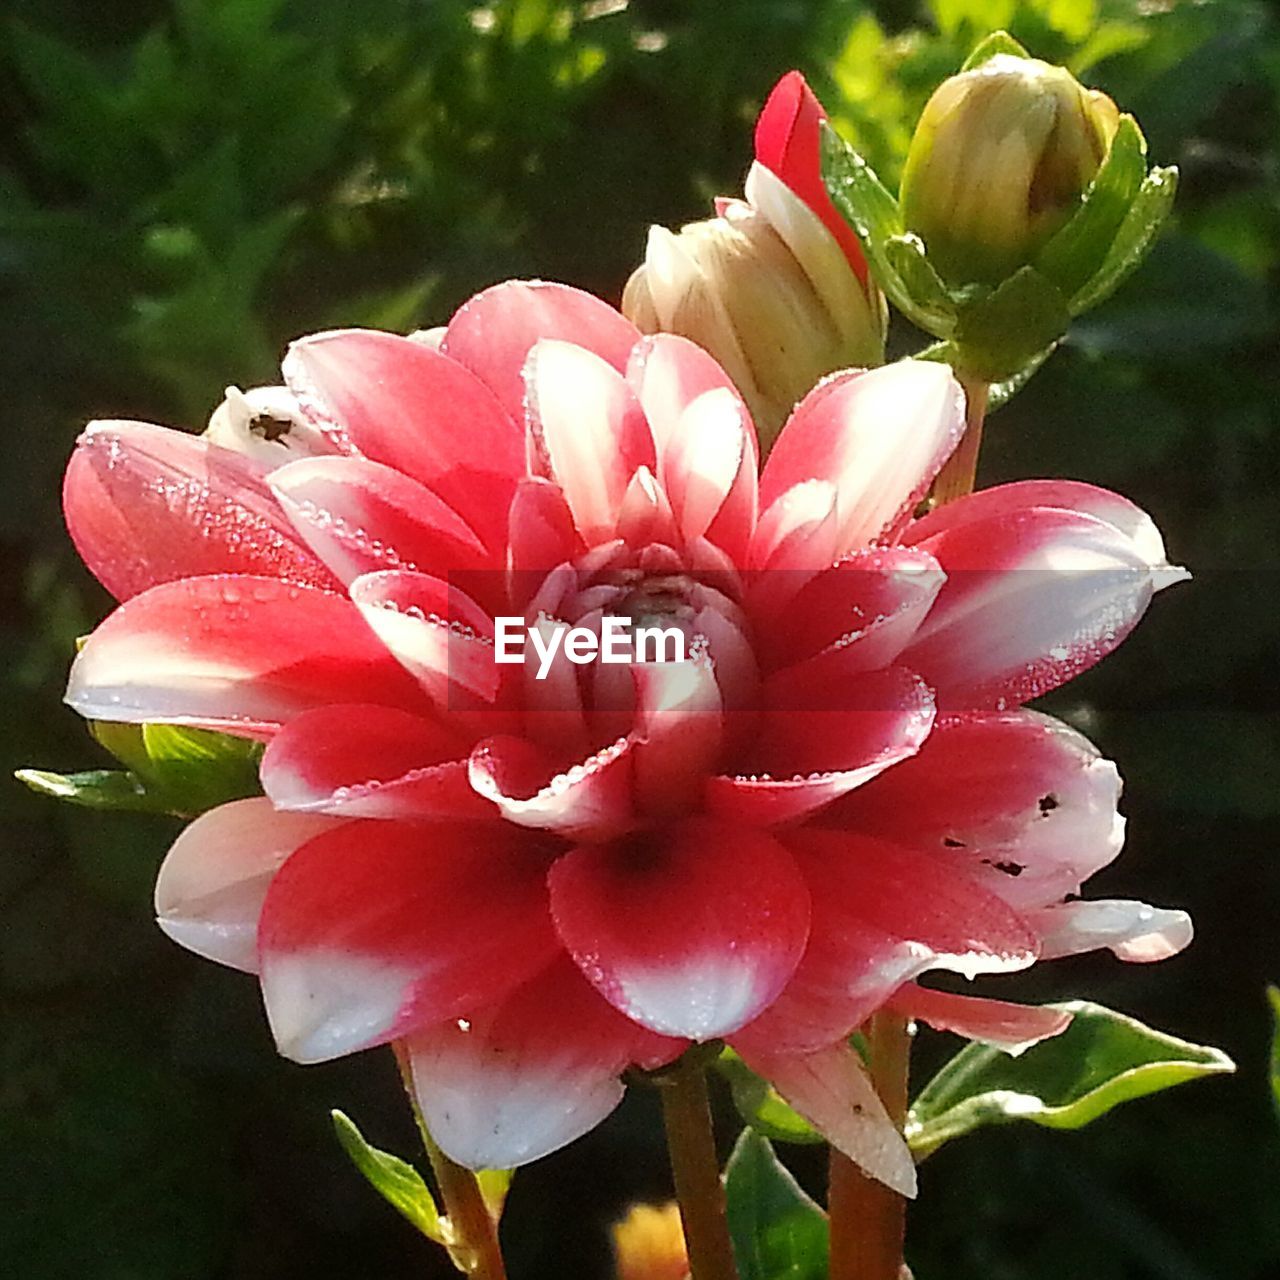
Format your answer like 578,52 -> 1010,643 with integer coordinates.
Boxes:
63,280 -> 1189,1191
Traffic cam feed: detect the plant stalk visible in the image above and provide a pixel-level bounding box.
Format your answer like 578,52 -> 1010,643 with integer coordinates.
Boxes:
394,1043 -> 508,1280
660,1054 -> 739,1280
829,369 -> 991,1280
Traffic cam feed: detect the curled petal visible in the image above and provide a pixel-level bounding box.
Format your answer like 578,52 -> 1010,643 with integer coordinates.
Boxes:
737,1043 -> 916,1197
260,703 -> 489,821
902,507 -> 1185,710
442,280 -> 641,424
66,575 -> 432,732
759,361 -> 964,553
889,985 -> 1072,1055
64,420 -> 333,601
549,818 -> 811,1041
1030,898 -> 1193,962
155,798 -> 343,972
404,958 -> 681,1170
257,822 -> 559,1063
750,479 -> 840,575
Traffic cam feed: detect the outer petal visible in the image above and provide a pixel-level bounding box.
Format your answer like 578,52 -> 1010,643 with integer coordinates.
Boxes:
759,362 -> 964,554
1029,899 -> 1193,962
154,798 -> 344,972
282,328 -> 523,537
548,817 -> 811,1040
832,710 -> 1125,909
889,985 -> 1072,1055
404,957 -> 681,1170
257,821 -> 560,1063
734,830 -> 1038,1056
442,280 -> 642,424
738,1043 -> 916,1197
901,507 -> 1185,709
753,70 -> 869,280
66,575 -> 432,731
525,339 -> 656,546
64,420 -> 333,601
260,703 -> 490,821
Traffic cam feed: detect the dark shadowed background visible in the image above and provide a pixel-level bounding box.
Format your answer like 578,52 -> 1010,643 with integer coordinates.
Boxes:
2,1 -> 1277,1276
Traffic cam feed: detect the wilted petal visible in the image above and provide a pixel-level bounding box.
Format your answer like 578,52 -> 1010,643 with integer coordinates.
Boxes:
548,817 -> 810,1040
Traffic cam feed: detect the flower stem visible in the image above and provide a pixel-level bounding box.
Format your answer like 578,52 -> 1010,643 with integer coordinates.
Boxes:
930,373 -> 989,507
829,369 -> 990,1280
828,1012 -> 914,1280
394,1043 -> 508,1280
659,1053 -> 739,1280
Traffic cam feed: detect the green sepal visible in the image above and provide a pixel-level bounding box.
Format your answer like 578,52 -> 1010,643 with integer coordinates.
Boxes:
1267,986 -> 1280,1122
906,1001 -> 1235,1159
723,1130 -> 828,1280
475,1168 -> 513,1221
1036,115 -> 1150,300
913,339 -> 1058,410
1069,164 -> 1179,315
821,124 -> 956,336
960,30 -> 1032,71
15,767 -> 173,813
331,1110 -> 447,1244
951,266 -> 1071,381
883,235 -> 957,336
715,1049 -> 821,1145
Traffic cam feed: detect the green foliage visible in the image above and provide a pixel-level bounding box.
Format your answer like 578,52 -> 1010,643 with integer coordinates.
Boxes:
723,1130 -> 829,1280
908,1002 -> 1236,1158
716,1049 -> 822,1145
1269,987 -> 1280,1122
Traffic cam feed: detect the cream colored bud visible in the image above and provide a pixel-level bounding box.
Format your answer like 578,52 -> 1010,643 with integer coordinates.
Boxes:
623,162 -> 885,444
612,1201 -> 688,1280
900,54 -> 1120,286
204,385 -> 338,464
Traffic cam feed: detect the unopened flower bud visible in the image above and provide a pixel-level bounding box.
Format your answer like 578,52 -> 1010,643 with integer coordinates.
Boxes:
612,1202 -> 688,1280
624,72 -> 885,444
900,54 -> 1120,287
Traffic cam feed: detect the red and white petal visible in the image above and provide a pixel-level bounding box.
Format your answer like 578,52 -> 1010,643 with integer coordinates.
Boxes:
889,985 -> 1072,1055
738,1043 -> 916,1198
835,710 -> 1124,910
904,479 -> 1178,574
442,280 -> 641,424
64,420 -> 333,601
626,333 -> 756,460
155,798 -> 344,972
269,455 -> 491,585
753,71 -> 869,281
708,668 -> 935,827
349,570 -> 500,707
759,362 -> 964,554
734,831 -> 1038,1056
66,575 -> 432,731
468,734 -> 635,842
525,339 -> 656,546
751,546 -> 944,672
257,821 -> 560,1063
902,507 -> 1181,710
260,703 -> 489,821
548,818 -> 811,1041
404,958 -> 681,1170
508,478 -> 583,595
282,329 -> 523,522
750,479 -> 840,576
1029,899 -> 1193,962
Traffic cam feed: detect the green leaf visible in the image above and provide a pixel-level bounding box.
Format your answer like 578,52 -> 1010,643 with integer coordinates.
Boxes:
1036,115 -> 1150,299
960,30 -> 1031,71
14,768 -> 172,814
1268,987 -> 1280,1123
952,266 -> 1071,381
716,1050 -> 821,1146
883,235 -> 957,336
724,1130 -> 828,1280
1068,165 -> 1179,315
822,123 -> 956,336
907,1001 -> 1235,1159
331,1110 -> 446,1243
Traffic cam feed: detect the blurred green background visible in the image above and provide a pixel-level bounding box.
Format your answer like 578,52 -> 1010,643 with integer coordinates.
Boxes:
1,0 -> 1277,1276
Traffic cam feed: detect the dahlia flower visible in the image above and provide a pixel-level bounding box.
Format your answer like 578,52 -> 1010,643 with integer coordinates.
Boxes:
623,71 -> 885,439
63,279 -> 1189,1193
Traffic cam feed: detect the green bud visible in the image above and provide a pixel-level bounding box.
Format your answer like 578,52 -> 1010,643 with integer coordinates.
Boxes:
900,54 -> 1120,287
